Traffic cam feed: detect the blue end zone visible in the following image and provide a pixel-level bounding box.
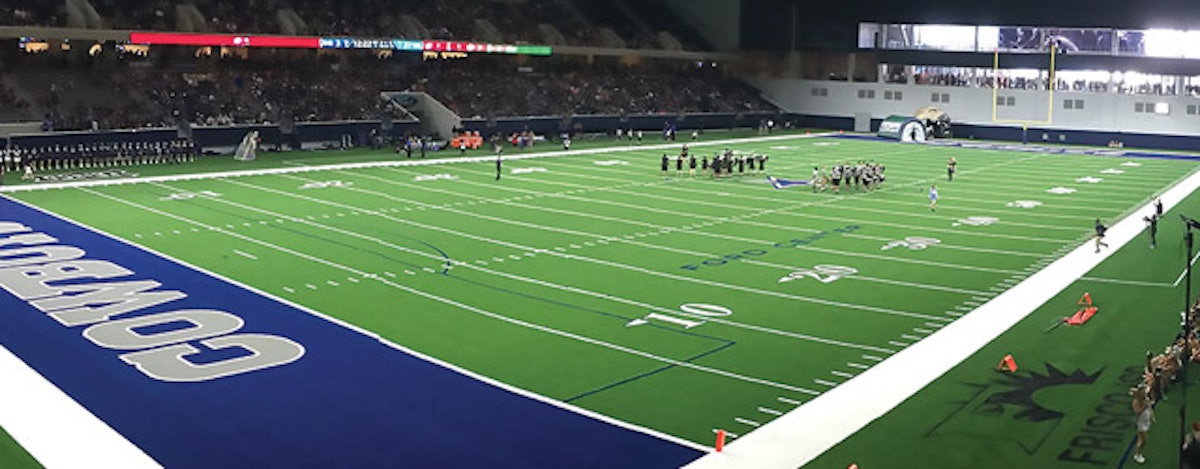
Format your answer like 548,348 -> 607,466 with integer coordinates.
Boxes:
0,196 -> 703,468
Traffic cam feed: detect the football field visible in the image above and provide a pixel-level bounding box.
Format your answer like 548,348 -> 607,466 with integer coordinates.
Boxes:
1,133 -> 1197,468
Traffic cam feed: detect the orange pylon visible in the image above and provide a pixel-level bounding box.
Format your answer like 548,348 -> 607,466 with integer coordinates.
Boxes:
1078,292 -> 1092,306
996,354 -> 1018,372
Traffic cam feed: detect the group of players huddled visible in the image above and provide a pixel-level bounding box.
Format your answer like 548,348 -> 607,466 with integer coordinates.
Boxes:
660,145 -> 769,179
1,138 -> 198,179
809,161 -> 887,192
655,145 -> 885,193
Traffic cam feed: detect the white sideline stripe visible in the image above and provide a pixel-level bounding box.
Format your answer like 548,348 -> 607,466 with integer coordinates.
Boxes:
0,345 -> 162,469
846,362 -> 869,370
0,133 -> 827,194
233,249 -> 257,260
734,418 -> 761,428
682,166 -> 1200,469
776,397 -> 802,406
830,371 -> 855,379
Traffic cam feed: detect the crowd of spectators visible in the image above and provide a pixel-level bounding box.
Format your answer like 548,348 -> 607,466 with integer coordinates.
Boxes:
910,68 -> 1196,96
412,60 -> 773,118
0,53 -> 772,131
122,60 -> 394,128
0,81 -> 29,117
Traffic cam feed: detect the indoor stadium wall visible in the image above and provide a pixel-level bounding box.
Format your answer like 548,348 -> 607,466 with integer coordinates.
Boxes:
749,78 -> 1200,150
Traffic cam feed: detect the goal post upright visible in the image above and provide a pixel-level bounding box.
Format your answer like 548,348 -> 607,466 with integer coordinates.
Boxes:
991,43 -> 1056,128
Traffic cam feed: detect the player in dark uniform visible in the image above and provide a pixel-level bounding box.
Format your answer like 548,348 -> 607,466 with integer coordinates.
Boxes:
688,154 -> 697,178
830,164 -> 842,193
1144,213 -> 1158,248
947,157 -> 957,181
661,153 -> 670,179
495,153 -> 503,180
701,155 -> 709,176
1094,219 -> 1109,253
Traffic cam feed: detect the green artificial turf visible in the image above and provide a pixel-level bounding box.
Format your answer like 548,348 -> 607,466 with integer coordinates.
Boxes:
3,133 -> 1197,467
0,426 -> 40,469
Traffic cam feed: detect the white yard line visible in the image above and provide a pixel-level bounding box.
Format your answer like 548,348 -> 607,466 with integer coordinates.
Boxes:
216,177 -> 946,323
682,167 -> 1200,468
149,180 -> 898,352
79,185 -> 849,395
0,345 -> 162,469
64,188 -> 782,450
363,168 -> 1020,286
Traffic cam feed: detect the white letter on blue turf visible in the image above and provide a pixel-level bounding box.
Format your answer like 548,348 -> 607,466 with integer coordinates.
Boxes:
0,245 -> 85,269
42,280 -> 187,327
83,309 -> 244,350
118,334 -> 306,382
0,260 -> 133,301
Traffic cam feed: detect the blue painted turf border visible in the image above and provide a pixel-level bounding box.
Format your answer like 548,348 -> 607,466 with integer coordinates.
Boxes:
0,195 -> 703,468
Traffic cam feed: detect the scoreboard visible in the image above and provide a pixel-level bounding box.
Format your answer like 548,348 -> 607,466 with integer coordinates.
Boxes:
128,32 -> 552,56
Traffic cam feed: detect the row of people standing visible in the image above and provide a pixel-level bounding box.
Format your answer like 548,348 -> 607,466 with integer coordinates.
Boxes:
660,146 -> 768,179
2,139 -> 198,174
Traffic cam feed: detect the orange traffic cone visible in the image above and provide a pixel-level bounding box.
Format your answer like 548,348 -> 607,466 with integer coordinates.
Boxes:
996,354 -> 1018,372
1078,292 -> 1092,306
715,429 -> 726,452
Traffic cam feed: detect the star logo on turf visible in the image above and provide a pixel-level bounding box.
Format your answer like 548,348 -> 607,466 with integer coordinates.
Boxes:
1075,177 -> 1103,183
1046,187 -> 1076,194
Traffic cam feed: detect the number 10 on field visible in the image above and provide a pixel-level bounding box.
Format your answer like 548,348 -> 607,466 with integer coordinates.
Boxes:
625,303 -> 732,330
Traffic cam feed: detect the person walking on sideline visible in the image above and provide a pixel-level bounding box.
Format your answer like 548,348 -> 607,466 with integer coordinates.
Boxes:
1094,218 -> 1110,253
929,185 -> 939,211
